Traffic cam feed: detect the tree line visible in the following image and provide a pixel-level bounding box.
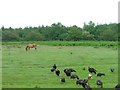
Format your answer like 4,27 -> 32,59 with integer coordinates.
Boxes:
1,21 -> 118,41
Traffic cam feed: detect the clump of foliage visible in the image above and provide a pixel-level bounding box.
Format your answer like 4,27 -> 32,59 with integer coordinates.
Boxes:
1,21 -> 118,41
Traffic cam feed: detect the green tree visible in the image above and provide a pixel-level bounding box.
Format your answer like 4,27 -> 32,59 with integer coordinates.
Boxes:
2,30 -> 20,41
99,24 -> 118,41
67,25 -> 82,41
1,22 -> 118,41
25,31 -> 44,41
83,21 -> 95,34
82,31 -> 95,40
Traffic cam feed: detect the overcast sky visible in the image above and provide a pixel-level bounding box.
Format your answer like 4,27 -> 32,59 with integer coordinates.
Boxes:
0,0 -> 119,28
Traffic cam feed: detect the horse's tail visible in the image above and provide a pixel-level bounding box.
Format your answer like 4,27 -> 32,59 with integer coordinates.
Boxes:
26,46 -> 28,51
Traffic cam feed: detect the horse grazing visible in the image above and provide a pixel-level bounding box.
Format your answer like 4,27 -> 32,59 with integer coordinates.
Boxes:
26,44 -> 38,51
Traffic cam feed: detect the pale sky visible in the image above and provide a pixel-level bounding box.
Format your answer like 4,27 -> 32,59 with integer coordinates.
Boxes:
0,0 -> 119,28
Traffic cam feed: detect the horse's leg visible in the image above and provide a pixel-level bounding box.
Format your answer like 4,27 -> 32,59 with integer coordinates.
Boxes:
35,47 -> 37,50
26,46 -> 28,51
29,47 -> 30,50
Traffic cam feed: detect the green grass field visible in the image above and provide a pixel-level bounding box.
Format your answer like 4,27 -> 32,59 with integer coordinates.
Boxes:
2,41 -> 118,88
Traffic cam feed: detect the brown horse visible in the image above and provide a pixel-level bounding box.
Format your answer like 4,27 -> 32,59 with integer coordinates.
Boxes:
26,44 -> 38,51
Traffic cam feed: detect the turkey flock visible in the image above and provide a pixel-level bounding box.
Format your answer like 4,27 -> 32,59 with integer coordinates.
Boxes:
50,64 -> 119,89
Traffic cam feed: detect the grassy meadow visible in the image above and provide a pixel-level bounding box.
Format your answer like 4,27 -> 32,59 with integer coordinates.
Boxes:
2,41 -> 118,88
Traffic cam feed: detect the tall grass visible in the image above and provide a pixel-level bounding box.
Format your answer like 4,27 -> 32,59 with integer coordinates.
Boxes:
2,41 -> 118,47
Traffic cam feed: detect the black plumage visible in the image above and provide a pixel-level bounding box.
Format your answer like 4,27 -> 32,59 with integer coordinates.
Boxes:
97,73 -> 105,77
81,79 -> 88,88
70,74 -> 79,79
76,79 -> 84,85
60,78 -> 65,83
65,70 -> 71,76
69,68 -> 76,72
88,66 -> 97,74
64,68 -> 68,73
96,80 -> 103,88
53,64 -> 57,69
64,68 -> 71,76
110,68 -> 115,72
55,69 -> 60,76
64,68 -> 76,73
51,68 -> 55,72
76,79 -> 88,88
115,84 -> 120,90
85,85 -> 92,90
64,68 -> 76,77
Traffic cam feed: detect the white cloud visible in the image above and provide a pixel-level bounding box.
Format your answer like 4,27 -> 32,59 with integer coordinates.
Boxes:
0,0 -> 119,28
